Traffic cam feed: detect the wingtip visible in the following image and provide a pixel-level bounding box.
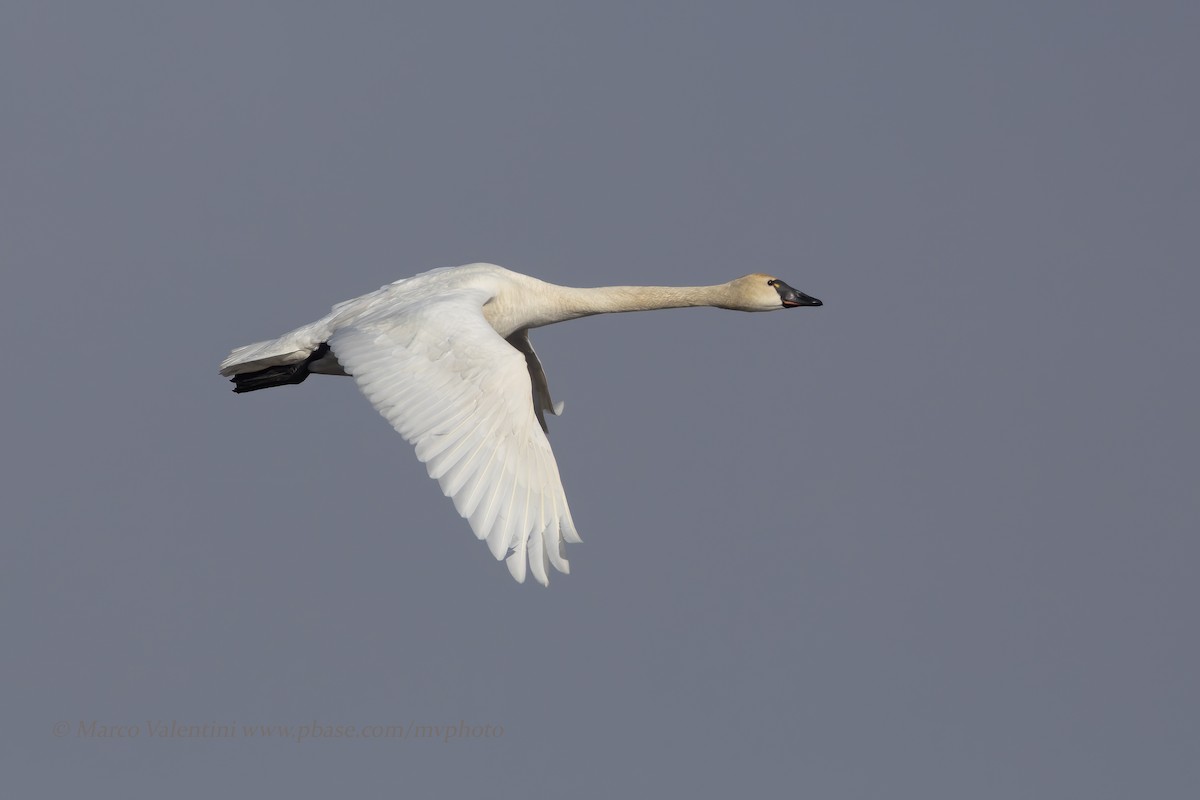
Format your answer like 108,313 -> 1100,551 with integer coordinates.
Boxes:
505,552 -> 527,583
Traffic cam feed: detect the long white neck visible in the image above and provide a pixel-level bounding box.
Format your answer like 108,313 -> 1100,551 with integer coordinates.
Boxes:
527,282 -> 735,327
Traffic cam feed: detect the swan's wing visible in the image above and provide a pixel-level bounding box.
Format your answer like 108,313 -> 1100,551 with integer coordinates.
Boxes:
328,290 -> 580,586
505,330 -> 565,434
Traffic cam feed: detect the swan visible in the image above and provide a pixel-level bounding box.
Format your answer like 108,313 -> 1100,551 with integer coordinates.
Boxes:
219,263 -> 822,585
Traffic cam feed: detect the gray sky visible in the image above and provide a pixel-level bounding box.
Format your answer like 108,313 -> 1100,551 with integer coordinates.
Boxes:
4,2 -> 1198,797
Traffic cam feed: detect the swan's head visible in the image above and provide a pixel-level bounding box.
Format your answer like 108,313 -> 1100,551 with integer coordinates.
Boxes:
726,273 -> 824,312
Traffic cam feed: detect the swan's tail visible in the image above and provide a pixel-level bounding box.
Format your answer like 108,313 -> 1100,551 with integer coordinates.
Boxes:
221,341 -> 332,393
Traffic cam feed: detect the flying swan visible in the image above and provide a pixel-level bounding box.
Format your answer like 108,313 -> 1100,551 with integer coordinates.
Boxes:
219,263 -> 822,585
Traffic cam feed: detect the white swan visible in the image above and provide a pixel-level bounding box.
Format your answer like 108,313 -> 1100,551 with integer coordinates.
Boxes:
219,263 -> 822,585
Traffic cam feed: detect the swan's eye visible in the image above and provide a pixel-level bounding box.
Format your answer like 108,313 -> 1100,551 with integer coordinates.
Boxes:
766,279 -> 777,287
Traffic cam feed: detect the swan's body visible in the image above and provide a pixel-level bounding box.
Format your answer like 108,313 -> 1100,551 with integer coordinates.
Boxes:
219,263 -> 822,585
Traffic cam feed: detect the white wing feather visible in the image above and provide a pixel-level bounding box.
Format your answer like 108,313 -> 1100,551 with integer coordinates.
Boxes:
327,287 -> 579,586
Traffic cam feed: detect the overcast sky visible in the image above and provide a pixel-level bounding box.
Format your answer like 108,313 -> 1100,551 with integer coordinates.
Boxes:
4,2 -> 1198,797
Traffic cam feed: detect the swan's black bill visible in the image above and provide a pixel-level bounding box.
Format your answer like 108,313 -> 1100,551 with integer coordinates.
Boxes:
772,280 -> 823,308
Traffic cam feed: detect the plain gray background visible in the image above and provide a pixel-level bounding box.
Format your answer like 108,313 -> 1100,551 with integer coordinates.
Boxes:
4,2 -> 1197,797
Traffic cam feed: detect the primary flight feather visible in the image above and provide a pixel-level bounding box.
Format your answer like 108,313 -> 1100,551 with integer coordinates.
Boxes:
219,263 -> 822,586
